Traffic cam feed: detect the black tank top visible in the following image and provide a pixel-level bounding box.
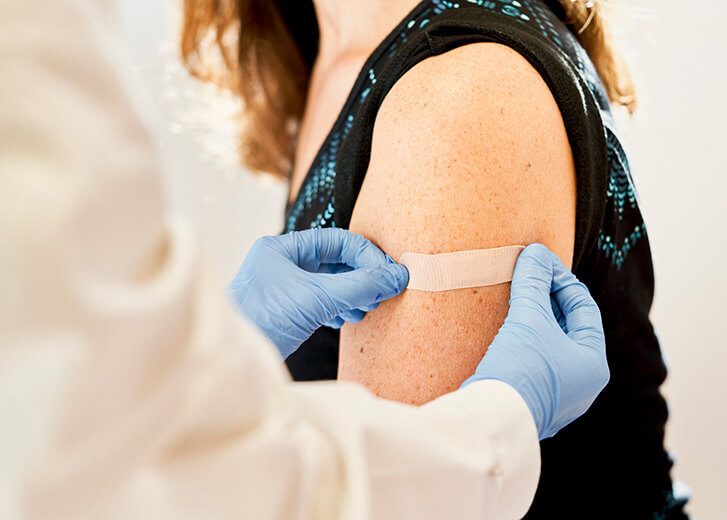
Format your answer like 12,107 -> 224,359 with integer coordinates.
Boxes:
284,1 -> 687,517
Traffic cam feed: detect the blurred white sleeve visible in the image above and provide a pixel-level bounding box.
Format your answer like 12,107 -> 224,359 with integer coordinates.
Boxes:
0,1 -> 539,519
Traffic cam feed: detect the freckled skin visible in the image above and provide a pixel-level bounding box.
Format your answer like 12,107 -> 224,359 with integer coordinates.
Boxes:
338,43 -> 576,406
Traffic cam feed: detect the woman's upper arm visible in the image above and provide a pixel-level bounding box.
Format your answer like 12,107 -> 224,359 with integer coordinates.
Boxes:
339,43 -> 576,405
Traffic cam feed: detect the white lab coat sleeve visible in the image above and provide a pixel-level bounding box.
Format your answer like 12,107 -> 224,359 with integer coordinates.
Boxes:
290,380 -> 540,520
0,0 -> 540,519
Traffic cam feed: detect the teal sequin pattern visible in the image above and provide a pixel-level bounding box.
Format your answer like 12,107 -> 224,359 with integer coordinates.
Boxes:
606,138 -> 637,219
599,225 -> 644,270
597,130 -> 645,269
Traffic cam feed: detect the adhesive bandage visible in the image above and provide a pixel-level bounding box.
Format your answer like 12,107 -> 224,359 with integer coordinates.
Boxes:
400,245 -> 525,292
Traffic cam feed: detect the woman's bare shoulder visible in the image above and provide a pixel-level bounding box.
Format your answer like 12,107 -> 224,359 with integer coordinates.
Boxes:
339,42 -> 577,404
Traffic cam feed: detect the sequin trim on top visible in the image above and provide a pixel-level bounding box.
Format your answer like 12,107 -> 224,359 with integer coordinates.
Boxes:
597,129 -> 645,269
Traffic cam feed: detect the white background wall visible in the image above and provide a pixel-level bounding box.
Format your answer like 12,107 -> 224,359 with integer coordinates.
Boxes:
120,1 -> 726,517
622,3 -> 727,517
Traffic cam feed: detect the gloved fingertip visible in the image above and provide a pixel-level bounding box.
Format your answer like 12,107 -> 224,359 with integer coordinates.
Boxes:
511,243 -> 553,304
375,262 -> 408,295
324,317 -> 345,329
392,263 -> 409,291
361,303 -> 380,312
517,244 -> 553,274
521,243 -> 551,261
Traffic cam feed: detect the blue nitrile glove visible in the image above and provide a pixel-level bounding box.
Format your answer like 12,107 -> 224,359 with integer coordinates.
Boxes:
228,229 -> 409,359
462,244 -> 609,440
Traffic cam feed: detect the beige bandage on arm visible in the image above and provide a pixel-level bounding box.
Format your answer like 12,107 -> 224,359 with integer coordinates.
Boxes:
400,246 -> 525,292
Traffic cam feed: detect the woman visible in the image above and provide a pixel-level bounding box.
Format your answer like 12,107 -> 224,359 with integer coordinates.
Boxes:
182,0 -> 686,517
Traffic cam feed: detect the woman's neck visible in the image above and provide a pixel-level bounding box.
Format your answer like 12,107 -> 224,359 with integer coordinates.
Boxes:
312,0 -> 422,61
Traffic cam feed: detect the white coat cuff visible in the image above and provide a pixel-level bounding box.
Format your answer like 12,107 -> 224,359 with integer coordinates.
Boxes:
423,379 -> 541,519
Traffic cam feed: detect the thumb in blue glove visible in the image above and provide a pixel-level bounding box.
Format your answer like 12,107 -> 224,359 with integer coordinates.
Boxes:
462,243 -> 609,440
227,229 -> 409,359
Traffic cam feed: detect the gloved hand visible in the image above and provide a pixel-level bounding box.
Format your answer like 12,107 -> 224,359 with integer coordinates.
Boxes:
228,229 -> 409,359
462,244 -> 609,440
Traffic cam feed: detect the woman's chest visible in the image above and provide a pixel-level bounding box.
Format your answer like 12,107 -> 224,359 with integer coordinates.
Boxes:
289,55 -> 370,204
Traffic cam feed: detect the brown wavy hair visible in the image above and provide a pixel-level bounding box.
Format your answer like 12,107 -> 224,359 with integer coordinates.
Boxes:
181,0 -> 635,178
